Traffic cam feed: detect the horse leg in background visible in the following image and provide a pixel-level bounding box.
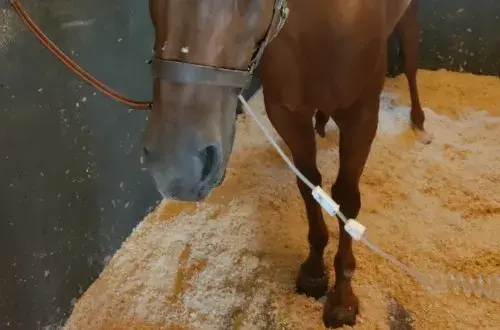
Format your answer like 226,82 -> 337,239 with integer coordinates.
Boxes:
387,29 -> 403,78
264,102 -> 330,299
314,109 -> 330,137
322,97 -> 379,328
395,0 -> 433,144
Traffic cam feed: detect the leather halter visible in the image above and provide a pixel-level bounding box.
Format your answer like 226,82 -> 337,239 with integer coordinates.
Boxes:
151,0 -> 289,92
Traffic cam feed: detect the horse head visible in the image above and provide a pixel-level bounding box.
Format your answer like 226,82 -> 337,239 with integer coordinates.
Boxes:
143,0 -> 287,201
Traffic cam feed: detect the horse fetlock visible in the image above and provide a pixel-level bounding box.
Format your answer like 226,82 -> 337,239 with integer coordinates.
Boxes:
342,268 -> 355,279
296,272 -> 329,299
333,254 -> 356,279
296,257 -> 328,299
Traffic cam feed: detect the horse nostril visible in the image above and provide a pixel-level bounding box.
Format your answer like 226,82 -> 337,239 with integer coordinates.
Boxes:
198,145 -> 220,183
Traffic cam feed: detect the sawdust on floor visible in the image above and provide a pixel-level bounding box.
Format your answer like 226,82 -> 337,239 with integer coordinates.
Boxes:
64,69 -> 500,330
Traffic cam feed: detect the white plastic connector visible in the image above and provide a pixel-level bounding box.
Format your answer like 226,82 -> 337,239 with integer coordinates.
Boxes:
312,186 -> 340,216
344,219 -> 366,241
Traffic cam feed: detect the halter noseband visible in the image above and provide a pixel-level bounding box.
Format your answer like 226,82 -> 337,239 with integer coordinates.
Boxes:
150,0 -> 289,91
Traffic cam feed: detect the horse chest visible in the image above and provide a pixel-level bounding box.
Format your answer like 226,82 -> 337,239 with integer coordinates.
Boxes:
262,0 -> 388,110
300,42 -> 384,110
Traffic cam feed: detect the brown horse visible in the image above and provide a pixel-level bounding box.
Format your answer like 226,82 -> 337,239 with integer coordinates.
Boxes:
143,0 -> 432,328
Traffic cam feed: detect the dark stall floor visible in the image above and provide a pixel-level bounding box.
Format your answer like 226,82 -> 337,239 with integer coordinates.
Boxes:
1,1 -> 161,328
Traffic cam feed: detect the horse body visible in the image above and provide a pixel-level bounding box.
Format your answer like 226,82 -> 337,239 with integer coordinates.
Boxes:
261,0 -> 411,111
256,0 -> 429,327
144,0 -> 431,328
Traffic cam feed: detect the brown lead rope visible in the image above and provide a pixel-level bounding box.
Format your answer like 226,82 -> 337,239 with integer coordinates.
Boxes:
6,0 -> 152,110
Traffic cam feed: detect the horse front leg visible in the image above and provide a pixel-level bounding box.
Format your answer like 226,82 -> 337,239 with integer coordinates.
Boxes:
265,103 -> 329,299
323,100 -> 379,328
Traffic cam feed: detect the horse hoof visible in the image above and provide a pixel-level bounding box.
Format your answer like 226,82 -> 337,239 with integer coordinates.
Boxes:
296,272 -> 329,299
322,288 -> 359,328
323,306 -> 358,328
414,128 -> 433,145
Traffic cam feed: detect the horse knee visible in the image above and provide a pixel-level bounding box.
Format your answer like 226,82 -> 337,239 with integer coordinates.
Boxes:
410,107 -> 425,126
331,180 -> 361,217
296,167 -> 321,192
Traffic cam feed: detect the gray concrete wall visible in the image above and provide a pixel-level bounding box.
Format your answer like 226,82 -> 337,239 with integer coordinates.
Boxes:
389,0 -> 500,76
1,1 -> 160,328
419,0 -> 500,75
